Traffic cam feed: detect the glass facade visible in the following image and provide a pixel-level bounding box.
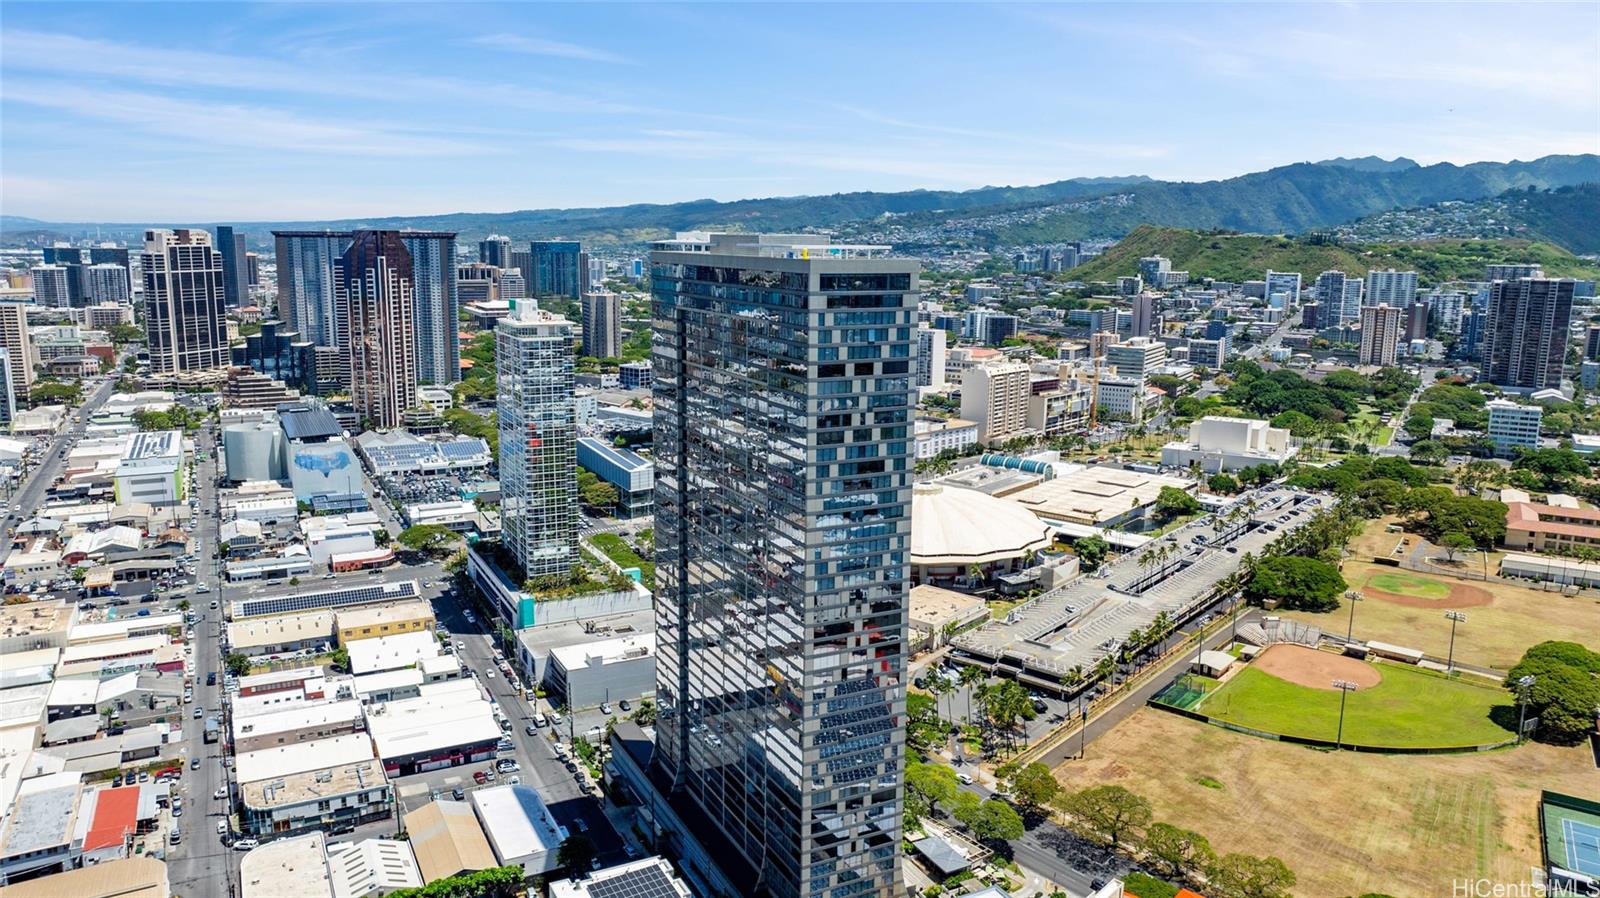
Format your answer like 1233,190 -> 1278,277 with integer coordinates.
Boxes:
532,240 -> 583,300
496,309 -> 578,579
336,230 -> 417,430
232,319 -> 316,393
401,233 -> 459,385
651,238 -> 917,898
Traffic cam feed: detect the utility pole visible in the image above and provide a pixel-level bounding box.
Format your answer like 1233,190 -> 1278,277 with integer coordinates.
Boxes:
1332,679 -> 1359,749
1443,611 -> 1467,674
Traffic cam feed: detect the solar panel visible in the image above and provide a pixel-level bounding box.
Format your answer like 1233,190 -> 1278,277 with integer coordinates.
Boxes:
234,581 -> 420,618
585,865 -> 680,898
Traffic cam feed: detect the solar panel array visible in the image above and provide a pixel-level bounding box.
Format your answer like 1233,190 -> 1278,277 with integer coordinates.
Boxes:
438,438 -> 490,460
234,581 -> 420,618
585,865 -> 681,898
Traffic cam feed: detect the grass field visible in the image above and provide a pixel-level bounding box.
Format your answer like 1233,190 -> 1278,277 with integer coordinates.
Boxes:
1364,570 -> 1452,600
1282,558 -> 1600,670
1054,707 -> 1596,898
1197,661 -> 1513,748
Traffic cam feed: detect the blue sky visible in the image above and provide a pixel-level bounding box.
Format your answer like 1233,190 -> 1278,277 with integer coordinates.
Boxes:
3,1 -> 1597,222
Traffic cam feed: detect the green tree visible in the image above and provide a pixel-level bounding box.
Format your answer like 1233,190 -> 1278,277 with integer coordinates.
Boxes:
630,697 -> 657,726
956,798 -> 1024,842
1007,762 -> 1061,809
1417,495 -> 1507,547
224,653 -> 252,677
109,323 -> 146,345
29,381 -> 82,404
397,524 -> 460,556
579,479 -> 619,510
1402,413 -> 1434,440
1073,535 -> 1110,572
1154,486 -> 1201,521
905,761 -> 960,816
557,833 -> 595,871
1207,853 -> 1297,898
1244,556 -> 1347,612
1438,531 -> 1475,562
1207,473 -> 1241,495
1143,822 -> 1216,881
1505,641 -> 1600,744
1054,784 -> 1152,846
329,646 -> 350,672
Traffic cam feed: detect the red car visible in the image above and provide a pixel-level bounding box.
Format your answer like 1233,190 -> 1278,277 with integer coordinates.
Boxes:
473,771 -> 488,785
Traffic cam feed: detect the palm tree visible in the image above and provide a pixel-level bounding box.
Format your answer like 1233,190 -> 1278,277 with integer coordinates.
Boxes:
958,665 -> 984,725
1093,654 -> 1116,684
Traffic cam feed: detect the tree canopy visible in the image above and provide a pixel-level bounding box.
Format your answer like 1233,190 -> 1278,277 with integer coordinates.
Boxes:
1053,784 -> 1152,846
1505,641 -> 1600,744
1154,486 -> 1201,521
1244,556 -> 1347,612
397,524 -> 461,555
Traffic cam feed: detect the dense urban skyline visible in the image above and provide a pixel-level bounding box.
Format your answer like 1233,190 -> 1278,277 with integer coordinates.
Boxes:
2,2 -> 1597,220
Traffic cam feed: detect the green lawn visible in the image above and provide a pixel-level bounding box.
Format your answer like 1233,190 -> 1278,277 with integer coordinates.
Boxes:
1198,663 -> 1513,748
1364,570 -> 1452,600
589,532 -> 655,590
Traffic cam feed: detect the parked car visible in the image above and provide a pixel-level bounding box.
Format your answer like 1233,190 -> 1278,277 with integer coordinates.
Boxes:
619,699 -> 631,712
233,839 -> 259,851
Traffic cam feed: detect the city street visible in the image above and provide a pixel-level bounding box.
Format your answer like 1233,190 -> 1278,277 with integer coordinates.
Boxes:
0,374 -> 119,562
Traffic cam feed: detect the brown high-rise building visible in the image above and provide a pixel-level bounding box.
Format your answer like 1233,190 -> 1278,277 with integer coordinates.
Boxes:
336,231 -> 417,429
142,228 -> 229,379
1405,301 -> 1429,341
1482,278 -> 1575,393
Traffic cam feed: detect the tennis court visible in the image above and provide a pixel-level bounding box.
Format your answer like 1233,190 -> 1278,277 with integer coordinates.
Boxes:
1542,790 -> 1600,882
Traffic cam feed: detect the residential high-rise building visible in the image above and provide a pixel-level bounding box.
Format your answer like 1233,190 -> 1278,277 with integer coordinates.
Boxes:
1314,270 -> 1363,326
1487,399 -> 1542,457
1105,336 -> 1168,383
510,249 -> 533,281
335,230 -> 417,429
30,265 -> 72,308
274,230 -> 347,346
0,349 -> 13,430
1264,271 -> 1302,308
42,244 -> 82,266
962,360 -> 1032,445
1486,263 -> 1543,281
89,244 -> 131,279
963,309 -> 1018,345
83,263 -> 131,305
479,234 -> 513,268
495,304 -> 576,579
0,305 -> 32,402
1130,293 -> 1158,338
531,241 -> 582,299
401,232 -> 459,386
916,324 -> 947,388
650,232 -> 915,898
275,230 -> 458,384
1358,305 -> 1404,366
500,269 -> 526,300
1139,255 -> 1172,287
1482,278 -> 1576,393
1425,291 -> 1467,334
579,290 -> 622,360
142,228 -> 229,378
215,225 -> 250,308
1404,301 -> 1430,342
1365,269 -> 1418,306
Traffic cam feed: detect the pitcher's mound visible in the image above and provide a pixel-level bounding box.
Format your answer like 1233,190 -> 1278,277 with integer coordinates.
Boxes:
1254,643 -> 1382,690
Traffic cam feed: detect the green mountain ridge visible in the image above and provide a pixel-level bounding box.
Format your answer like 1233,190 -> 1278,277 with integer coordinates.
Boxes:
1060,225 -> 1600,287
1333,183 -> 1600,254
4,154 -> 1594,249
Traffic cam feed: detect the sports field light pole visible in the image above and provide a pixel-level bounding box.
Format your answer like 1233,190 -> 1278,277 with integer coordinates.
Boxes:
1343,591 -> 1363,643
1443,611 -> 1467,674
1331,679 -> 1359,750
1515,674 -> 1536,744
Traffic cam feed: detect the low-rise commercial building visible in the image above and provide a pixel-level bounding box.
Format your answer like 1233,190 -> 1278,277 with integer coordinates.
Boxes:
402,800 -> 496,884
239,832 -> 335,898
231,699 -> 366,754
470,785 -> 567,878
1160,416 -> 1297,473
236,736 -> 390,839
227,611 -> 336,658
325,839 -> 422,898
1503,501 -> 1600,553
346,631 -> 440,676
914,418 -> 979,460
576,438 -> 654,518
364,680 -> 499,776
112,431 -> 185,508
335,601 -> 436,645
546,632 -> 655,711
550,858 -> 694,898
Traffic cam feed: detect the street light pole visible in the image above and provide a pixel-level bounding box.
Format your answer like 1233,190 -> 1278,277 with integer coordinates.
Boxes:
1332,679 -> 1359,749
1515,674 -> 1536,744
1443,611 -> 1467,674
1344,591 -> 1363,642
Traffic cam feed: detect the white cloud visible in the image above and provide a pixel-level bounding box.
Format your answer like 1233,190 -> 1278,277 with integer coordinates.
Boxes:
468,33 -> 634,64
4,81 -> 495,157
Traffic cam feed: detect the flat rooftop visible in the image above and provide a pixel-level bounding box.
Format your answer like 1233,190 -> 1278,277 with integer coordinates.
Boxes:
240,756 -> 386,811
365,680 -> 499,761
122,430 -> 182,462
240,831 -> 334,898
471,784 -> 565,862
235,732 -> 377,785
1008,464 -> 1195,525
335,600 -> 434,632
227,610 -> 335,650
0,600 -> 73,640
953,487 -> 1328,679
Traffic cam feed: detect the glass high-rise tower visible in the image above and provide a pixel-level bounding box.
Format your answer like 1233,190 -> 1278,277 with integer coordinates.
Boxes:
650,232 -> 917,898
142,228 -> 230,378
496,305 -> 577,580
531,240 -> 583,300
336,230 -> 417,430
